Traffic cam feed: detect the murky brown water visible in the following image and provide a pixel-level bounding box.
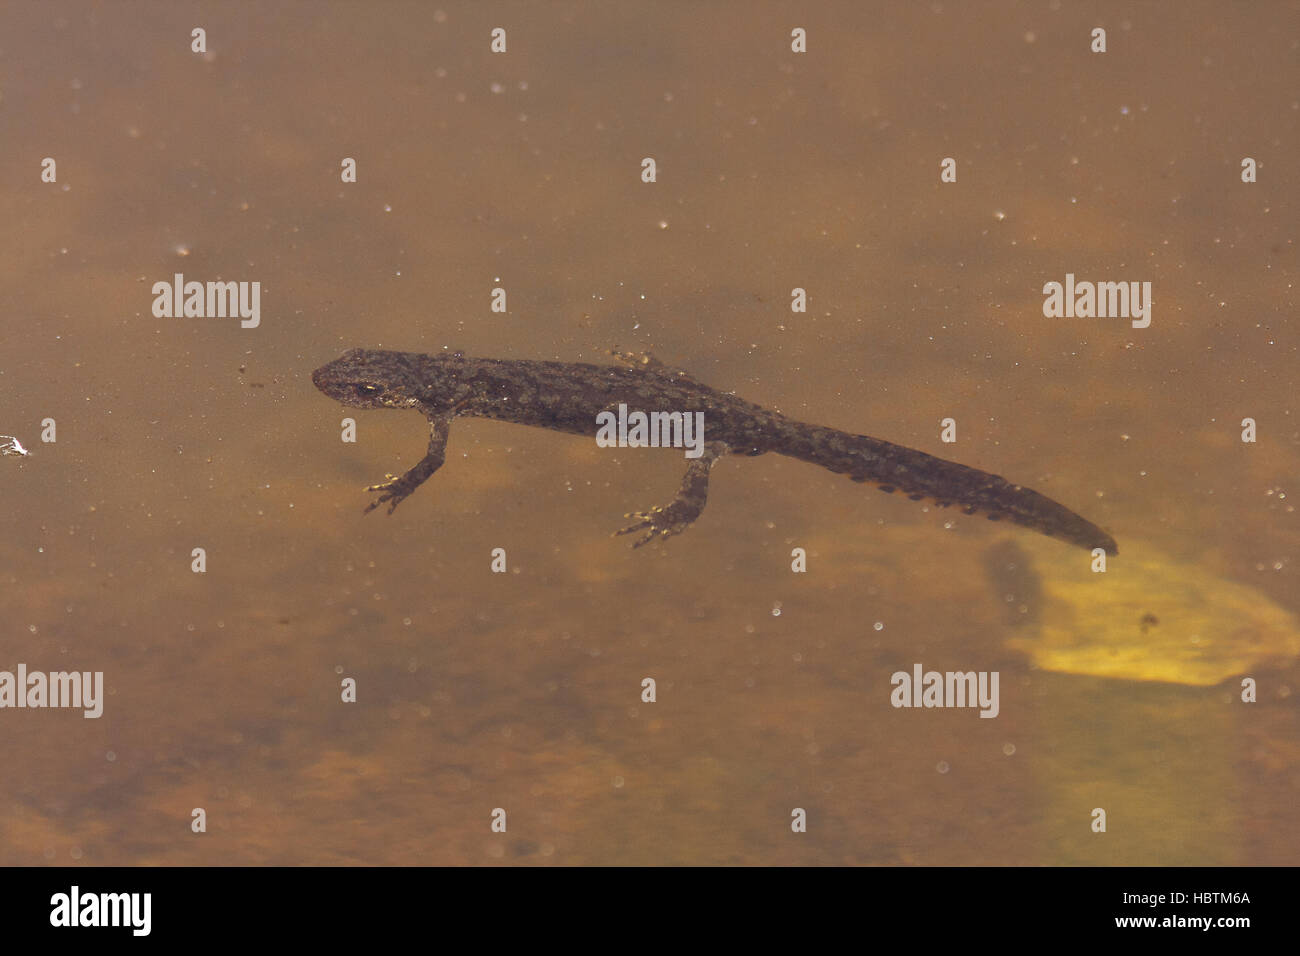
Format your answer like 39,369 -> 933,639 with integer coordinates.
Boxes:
1,1 -> 1296,865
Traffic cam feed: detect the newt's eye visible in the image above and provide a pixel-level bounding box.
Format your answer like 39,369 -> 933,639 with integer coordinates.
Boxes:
354,383 -> 383,398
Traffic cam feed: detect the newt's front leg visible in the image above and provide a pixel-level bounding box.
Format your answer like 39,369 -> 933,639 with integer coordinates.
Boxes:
616,441 -> 729,547
365,416 -> 451,514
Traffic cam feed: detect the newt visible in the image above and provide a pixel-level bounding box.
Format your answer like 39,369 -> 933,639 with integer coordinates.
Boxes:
312,348 -> 1117,554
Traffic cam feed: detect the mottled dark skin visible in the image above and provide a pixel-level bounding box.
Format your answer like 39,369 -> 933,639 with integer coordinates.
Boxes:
312,348 -> 1117,554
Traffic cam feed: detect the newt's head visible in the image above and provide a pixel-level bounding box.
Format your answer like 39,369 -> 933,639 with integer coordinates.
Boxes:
312,348 -> 427,410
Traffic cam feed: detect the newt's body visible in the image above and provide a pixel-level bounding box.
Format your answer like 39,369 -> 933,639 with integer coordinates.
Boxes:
312,349 -> 1117,554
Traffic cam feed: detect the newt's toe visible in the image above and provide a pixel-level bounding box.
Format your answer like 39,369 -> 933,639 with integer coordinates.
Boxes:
363,474 -> 415,514
614,506 -> 692,546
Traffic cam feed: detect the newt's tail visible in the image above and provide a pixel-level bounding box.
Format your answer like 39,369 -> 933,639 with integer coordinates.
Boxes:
780,423 -> 1118,555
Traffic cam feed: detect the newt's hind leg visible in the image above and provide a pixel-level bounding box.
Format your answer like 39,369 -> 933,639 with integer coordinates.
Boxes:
616,441 -> 729,547
364,416 -> 450,514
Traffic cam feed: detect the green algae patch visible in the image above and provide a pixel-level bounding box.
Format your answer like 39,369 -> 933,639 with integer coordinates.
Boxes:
994,539 -> 1300,686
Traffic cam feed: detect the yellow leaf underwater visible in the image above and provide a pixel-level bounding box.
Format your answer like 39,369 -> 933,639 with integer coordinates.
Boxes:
987,538 -> 1300,686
